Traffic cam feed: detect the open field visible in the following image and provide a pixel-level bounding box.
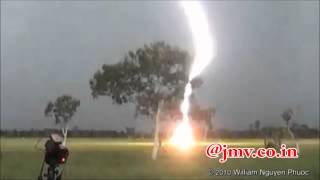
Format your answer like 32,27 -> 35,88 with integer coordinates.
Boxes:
1,138 -> 319,180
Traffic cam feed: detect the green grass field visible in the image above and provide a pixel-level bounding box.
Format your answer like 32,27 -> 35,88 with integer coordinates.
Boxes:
1,138 -> 319,180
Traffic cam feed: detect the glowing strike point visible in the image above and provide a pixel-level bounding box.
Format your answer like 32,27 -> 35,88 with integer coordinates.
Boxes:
169,83 -> 195,151
170,1 -> 215,151
170,120 -> 195,151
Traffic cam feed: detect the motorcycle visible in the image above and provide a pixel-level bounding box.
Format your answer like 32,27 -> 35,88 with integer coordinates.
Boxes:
38,133 -> 69,180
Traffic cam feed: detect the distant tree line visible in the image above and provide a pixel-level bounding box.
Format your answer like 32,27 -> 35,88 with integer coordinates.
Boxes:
1,129 -> 129,138
1,124 -> 318,138
213,124 -> 319,139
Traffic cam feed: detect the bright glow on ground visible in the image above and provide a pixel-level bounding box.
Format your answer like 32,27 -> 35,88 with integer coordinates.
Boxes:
169,121 -> 195,151
170,1 -> 215,151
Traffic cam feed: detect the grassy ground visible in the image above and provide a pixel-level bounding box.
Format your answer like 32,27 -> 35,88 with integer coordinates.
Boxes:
0,137 -> 319,180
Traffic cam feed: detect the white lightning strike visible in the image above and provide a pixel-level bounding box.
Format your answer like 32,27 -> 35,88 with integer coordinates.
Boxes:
170,1 -> 216,150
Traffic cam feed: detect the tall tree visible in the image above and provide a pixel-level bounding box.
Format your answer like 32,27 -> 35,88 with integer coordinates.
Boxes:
189,103 -> 215,140
281,108 -> 299,152
90,42 -> 199,159
254,120 -> 261,131
44,95 -> 80,145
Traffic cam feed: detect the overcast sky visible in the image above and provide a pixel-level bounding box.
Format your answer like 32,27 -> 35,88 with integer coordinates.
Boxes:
1,1 -> 319,131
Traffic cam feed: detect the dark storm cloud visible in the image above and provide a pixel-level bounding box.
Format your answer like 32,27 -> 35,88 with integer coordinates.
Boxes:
1,1 -> 318,130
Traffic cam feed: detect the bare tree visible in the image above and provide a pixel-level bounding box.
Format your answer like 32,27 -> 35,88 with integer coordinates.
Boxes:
254,120 -> 260,131
281,108 -> 299,152
45,95 -> 80,145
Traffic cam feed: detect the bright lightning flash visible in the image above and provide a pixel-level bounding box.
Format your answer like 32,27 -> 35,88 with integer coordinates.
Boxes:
170,83 -> 195,151
170,1 -> 216,151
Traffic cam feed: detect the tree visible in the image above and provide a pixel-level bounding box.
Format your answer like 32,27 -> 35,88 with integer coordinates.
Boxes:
282,108 -> 293,126
44,95 -> 80,145
281,108 -> 299,152
202,107 -> 215,140
189,103 -> 215,140
90,42 -> 199,159
254,120 -> 260,131
125,127 -> 135,137
262,126 -> 282,149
